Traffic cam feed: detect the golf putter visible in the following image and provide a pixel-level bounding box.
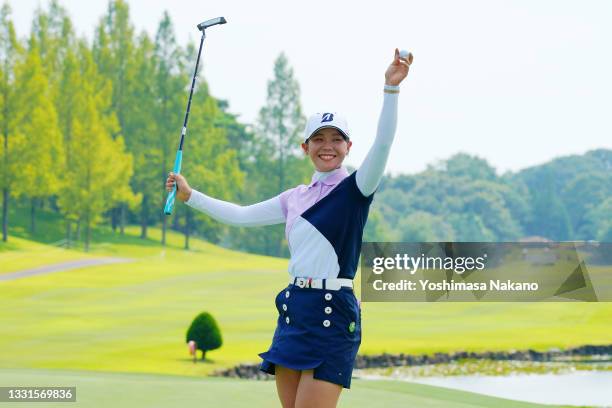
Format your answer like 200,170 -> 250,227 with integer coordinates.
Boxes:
164,17 -> 227,215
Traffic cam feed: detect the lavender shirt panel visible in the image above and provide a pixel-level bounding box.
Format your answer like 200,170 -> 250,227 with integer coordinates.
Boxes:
279,182 -> 347,242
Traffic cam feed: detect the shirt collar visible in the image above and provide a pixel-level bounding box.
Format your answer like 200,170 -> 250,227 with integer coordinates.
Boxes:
308,166 -> 349,188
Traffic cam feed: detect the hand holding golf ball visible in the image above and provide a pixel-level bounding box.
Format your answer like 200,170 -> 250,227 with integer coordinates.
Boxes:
166,172 -> 193,202
385,48 -> 413,86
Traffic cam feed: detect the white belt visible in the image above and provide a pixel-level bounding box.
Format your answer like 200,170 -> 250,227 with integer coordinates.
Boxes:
290,277 -> 353,291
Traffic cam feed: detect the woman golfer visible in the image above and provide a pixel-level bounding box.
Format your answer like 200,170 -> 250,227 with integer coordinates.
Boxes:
166,48 -> 412,408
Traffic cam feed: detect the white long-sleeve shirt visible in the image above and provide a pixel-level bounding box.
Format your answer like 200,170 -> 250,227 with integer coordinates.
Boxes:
186,84 -> 400,278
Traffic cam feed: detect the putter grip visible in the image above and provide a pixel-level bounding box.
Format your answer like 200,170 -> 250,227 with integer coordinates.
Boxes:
164,150 -> 183,215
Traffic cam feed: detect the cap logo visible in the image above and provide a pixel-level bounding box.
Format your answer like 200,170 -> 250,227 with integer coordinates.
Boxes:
321,113 -> 334,123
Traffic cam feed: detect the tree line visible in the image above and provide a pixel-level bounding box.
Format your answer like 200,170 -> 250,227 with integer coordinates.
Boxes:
365,150 -> 611,243
0,0 -> 310,253
1,0 -> 609,256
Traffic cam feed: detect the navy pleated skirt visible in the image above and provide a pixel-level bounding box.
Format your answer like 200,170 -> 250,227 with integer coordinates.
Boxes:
258,283 -> 361,389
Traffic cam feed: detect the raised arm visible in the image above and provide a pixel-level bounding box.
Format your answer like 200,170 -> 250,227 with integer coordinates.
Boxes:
166,172 -> 285,227
356,48 -> 413,197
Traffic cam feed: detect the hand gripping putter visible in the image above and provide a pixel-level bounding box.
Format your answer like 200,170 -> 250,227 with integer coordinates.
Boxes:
164,17 -> 227,215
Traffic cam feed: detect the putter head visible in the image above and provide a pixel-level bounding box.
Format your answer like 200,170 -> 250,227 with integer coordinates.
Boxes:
197,17 -> 227,31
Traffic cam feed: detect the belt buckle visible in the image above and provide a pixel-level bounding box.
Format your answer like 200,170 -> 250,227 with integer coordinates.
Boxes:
295,277 -> 312,288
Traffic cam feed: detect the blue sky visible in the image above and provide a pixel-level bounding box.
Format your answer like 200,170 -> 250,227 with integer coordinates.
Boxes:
9,0 -> 612,175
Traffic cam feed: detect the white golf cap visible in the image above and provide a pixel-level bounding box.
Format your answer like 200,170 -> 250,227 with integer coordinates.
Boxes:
303,112 -> 350,143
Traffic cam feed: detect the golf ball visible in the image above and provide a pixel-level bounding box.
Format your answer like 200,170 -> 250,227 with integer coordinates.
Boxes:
399,49 -> 410,59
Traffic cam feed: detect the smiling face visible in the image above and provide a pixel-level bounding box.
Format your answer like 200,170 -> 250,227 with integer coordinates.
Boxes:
301,127 -> 352,172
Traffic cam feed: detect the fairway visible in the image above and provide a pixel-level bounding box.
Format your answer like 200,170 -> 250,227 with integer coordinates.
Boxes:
1,228 -> 611,379
0,368 -> 561,407
0,236 -> 94,275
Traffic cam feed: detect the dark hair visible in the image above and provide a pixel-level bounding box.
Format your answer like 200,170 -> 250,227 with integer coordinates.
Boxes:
306,132 -> 350,144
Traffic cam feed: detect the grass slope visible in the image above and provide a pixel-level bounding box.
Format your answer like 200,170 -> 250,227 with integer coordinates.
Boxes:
0,236 -> 95,274
1,205 -> 611,382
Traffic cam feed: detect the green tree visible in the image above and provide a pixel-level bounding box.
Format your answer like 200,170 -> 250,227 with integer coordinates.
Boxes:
123,32 -> 159,239
93,0 -> 136,235
456,181 -> 523,240
584,198 -> 612,242
12,39 -> 63,234
56,41 -> 135,251
375,154 -> 525,242
229,52 -> 310,257
152,11 -> 186,246
0,3 -> 22,242
363,207 -> 393,242
185,312 -> 222,361
29,0 -> 73,85
256,52 -> 306,193
375,188 -> 413,230
399,211 -> 456,242
448,213 -> 496,241
53,29 -> 80,245
514,150 -> 610,239
526,171 -> 572,240
562,172 -> 612,239
215,99 -> 255,171
180,92 -> 244,249
28,1 -> 75,238
442,153 -> 497,181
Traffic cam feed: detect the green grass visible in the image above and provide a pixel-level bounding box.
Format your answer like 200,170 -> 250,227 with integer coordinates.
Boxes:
0,236 -> 96,274
0,204 -> 218,273
3,203 -> 66,244
0,368 -> 563,408
0,205 -> 610,406
1,224 -> 611,377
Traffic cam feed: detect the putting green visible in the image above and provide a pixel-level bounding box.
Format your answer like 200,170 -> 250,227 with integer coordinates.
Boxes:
0,368 -> 560,407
